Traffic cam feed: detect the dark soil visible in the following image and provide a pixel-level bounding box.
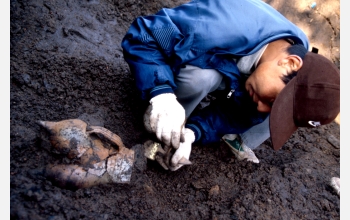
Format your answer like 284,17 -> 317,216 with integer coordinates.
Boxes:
10,0 -> 340,219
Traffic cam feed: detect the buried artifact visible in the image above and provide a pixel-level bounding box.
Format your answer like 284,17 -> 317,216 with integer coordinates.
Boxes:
38,119 -> 135,190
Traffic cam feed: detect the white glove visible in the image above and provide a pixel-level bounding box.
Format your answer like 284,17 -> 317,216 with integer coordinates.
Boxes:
170,128 -> 195,171
144,93 -> 186,149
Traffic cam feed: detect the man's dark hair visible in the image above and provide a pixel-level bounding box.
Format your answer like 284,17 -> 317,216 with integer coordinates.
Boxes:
281,43 -> 308,84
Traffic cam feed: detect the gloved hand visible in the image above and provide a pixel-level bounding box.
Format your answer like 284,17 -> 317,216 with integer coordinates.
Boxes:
144,93 -> 186,149
169,128 -> 195,171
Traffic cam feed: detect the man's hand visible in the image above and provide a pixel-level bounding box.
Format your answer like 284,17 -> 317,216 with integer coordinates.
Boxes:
169,128 -> 195,171
143,93 -> 185,149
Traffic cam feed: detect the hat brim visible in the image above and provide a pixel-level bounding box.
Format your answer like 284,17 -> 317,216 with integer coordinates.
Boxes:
269,76 -> 298,150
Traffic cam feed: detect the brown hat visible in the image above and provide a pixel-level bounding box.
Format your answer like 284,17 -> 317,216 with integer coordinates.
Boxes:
269,51 -> 340,150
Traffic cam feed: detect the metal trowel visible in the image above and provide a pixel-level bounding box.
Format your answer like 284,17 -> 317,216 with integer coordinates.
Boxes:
143,140 -> 192,170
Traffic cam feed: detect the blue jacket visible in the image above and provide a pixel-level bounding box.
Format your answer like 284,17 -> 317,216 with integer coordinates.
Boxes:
121,0 -> 309,144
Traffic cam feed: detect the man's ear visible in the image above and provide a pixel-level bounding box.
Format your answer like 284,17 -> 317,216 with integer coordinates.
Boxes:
278,55 -> 303,72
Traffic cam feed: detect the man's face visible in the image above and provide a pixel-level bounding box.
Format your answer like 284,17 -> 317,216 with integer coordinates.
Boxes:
244,41 -> 304,113
245,60 -> 288,113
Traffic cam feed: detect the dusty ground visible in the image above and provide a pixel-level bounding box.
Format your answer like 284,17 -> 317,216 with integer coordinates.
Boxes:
10,0 -> 340,219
